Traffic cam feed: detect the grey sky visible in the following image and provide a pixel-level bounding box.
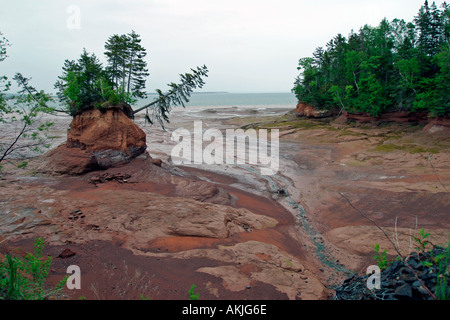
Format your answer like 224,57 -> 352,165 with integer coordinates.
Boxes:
0,0 -> 445,94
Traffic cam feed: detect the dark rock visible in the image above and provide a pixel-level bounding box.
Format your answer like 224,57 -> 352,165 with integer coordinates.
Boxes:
394,283 -> 413,299
420,269 -> 434,281
334,246 -> 449,300
382,279 -> 395,289
417,286 -> 432,297
152,158 -> 163,167
59,248 -> 76,259
407,257 -> 421,270
399,267 -> 416,283
389,259 -> 402,270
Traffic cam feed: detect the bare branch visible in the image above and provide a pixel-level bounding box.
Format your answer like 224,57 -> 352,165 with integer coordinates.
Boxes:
428,154 -> 449,193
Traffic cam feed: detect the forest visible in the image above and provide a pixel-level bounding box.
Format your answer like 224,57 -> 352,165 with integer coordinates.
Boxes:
292,1 -> 450,117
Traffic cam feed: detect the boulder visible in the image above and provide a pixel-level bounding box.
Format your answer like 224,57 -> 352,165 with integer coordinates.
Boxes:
37,144 -> 102,175
38,106 -> 147,175
394,283 -> 413,299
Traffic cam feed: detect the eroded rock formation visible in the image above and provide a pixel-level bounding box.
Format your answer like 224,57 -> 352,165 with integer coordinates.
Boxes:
296,102 -> 450,134
38,105 -> 146,175
296,102 -> 333,118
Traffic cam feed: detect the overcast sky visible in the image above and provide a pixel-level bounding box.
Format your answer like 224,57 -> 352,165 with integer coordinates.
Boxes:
0,0 -> 445,94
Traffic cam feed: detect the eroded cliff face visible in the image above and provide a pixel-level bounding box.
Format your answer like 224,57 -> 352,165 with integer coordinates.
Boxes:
295,101 -> 450,134
38,106 -> 146,175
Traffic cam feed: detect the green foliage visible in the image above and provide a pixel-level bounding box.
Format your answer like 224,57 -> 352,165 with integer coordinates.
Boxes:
0,238 -> 68,300
373,244 -> 391,270
54,49 -> 109,116
55,30 -> 208,127
414,228 -> 432,253
55,31 -> 149,116
188,284 -> 199,300
413,240 -> 450,300
372,229 -> 449,300
293,1 -> 450,117
435,243 -> 449,300
140,294 -> 150,300
104,30 -> 149,100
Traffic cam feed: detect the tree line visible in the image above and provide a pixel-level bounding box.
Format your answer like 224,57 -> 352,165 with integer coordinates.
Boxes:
292,1 -> 450,117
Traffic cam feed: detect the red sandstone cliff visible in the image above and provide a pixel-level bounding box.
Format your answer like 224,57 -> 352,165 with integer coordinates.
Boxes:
295,102 -> 450,132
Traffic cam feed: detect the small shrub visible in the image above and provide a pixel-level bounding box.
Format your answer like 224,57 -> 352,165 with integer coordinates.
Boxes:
188,284 -> 199,300
0,237 -> 67,300
373,244 -> 390,270
414,228 -> 432,253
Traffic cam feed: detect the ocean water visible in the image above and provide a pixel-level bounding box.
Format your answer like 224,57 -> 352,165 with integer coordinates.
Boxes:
6,92 -> 298,111
135,92 -> 298,109
133,92 -> 297,120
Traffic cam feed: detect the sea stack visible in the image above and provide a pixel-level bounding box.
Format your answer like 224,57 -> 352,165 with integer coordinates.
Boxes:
38,104 -> 147,175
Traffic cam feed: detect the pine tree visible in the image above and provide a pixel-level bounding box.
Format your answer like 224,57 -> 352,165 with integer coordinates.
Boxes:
54,49 -> 106,115
415,0 -> 433,57
104,31 -> 149,103
414,1 -> 441,77
125,30 -> 149,99
429,1 -> 445,53
442,2 -> 450,44
104,34 -> 128,91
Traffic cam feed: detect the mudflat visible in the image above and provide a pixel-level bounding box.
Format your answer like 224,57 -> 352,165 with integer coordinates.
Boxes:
0,107 -> 448,300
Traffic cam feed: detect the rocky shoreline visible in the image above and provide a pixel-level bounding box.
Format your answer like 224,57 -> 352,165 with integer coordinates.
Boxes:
1,105 -> 449,300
